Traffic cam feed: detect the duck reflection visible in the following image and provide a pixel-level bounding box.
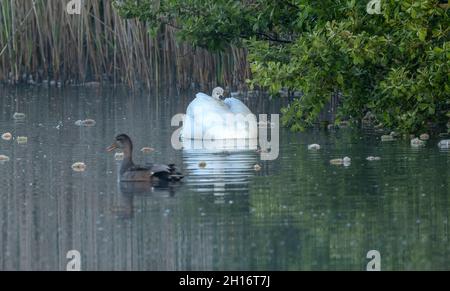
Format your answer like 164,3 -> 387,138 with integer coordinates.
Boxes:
112,179 -> 181,220
111,184 -> 135,219
182,139 -> 258,196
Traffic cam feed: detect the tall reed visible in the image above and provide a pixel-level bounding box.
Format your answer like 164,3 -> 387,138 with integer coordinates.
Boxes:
0,0 -> 250,91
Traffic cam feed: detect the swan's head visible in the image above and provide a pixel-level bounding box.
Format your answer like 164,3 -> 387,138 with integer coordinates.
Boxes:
212,87 -> 225,100
107,134 -> 133,152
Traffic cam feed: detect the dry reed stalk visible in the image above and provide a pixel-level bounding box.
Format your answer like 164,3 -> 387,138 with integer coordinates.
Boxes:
0,0 -> 250,91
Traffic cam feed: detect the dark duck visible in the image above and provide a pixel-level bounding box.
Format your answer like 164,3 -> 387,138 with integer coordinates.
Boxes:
107,134 -> 184,182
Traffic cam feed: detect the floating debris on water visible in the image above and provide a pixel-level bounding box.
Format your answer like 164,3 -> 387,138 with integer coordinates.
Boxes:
75,119 -> 96,127
308,144 -> 321,151
381,135 -> 395,142
411,138 -> 426,147
254,164 -> 262,172
72,162 -> 87,172
0,155 -> 10,163
16,136 -> 28,145
115,152 -> 124,161
1,132 -> 12,141
438,140 -> 450,149
419,133 -> 430,141
366,156 -> 381,161
390,131 -> 400,138
199,161 -> 207,169
83,119 -> 96,127
13,112 -> 26,120
330,159 -> 343,165
56,121 -> 63,130
141,147 -> 155,154
330,157 -> 351,166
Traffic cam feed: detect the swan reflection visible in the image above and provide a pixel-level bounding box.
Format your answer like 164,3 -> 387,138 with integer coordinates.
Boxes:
182,139 -> 258,196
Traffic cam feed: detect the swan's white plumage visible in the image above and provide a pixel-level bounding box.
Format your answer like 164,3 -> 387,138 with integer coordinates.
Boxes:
183,92 -> 257,140
224,97 -> 253,115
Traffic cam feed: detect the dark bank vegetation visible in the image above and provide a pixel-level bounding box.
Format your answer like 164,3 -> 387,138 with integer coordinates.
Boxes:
0,0 -> 249,91
1,0 -> 449,133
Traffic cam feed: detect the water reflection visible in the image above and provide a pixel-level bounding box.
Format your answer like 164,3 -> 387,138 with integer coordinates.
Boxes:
113,184 -> 135,219
0,85 -> 449,271
183,139 -> 258,196
113,182 -> 181,220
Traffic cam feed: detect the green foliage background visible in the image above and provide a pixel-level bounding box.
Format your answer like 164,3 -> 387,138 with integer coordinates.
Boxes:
115,0 -> 449,133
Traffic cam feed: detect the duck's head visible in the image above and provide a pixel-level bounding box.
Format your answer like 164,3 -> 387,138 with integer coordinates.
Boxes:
107,134 -> 133,152
212,87 -> 225,101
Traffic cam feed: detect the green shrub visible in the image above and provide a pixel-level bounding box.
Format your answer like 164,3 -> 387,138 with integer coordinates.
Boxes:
116,0 -> 450,133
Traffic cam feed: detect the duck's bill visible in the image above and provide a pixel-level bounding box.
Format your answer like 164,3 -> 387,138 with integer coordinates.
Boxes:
106,143 -> 118,152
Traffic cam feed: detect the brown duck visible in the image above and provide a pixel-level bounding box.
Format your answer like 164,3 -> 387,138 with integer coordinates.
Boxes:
107,134 -> 184,182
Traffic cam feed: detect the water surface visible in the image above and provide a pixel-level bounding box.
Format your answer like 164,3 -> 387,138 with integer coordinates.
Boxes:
0,86 -> 449,270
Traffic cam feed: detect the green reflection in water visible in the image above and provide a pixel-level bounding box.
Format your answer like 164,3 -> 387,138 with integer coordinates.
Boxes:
0,85 -> 448,270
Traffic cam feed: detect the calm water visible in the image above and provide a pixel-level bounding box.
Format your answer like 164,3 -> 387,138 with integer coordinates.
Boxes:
0,86 -> 449,271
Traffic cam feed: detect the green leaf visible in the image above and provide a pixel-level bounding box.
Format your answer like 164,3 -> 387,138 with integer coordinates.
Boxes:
337,73 -> 344,86
418,28 -> 427,41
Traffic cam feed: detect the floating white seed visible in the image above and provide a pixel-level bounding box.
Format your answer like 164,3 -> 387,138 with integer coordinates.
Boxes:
0,155 -> 10,163
419,133 -> 430,141
330,159 -> 344,165
1,132 -> 12,141
141,147 -> 155,154
308,144 -> 321,150
75,119 -> 96,127
366,156 -> 381,161
13,113 -> 26,120
72,162 -> 87,172
17,136 -> 28,144
411,138 -> 426,147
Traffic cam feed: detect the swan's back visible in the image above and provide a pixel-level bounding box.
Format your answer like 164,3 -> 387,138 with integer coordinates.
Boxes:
183,94 -> 257,140
186,93 -> 229,116
183,93 -> 229,139
224,98 -> 253,115
224,97 -> 257,139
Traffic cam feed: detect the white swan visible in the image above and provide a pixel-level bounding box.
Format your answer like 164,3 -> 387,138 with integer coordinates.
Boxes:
182,87 -> 257,140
